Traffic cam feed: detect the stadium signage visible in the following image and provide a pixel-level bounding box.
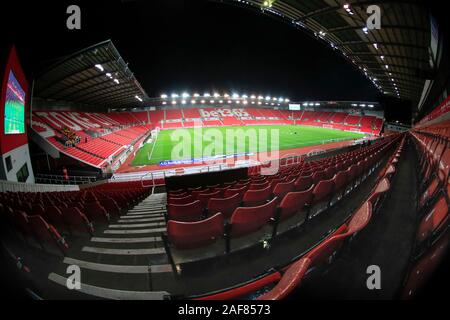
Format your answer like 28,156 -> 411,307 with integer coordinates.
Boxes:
199,108 -> 249,118
159,152 -> 254,166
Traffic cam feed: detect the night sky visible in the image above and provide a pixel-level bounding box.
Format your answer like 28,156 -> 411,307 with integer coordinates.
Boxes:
2,0 -> 381,102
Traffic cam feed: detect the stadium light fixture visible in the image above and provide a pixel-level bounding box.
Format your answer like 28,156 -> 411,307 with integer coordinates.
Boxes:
258,102 -> 262,105
285,99 -> 290,103
251,95 -> 256,99
278,98 -> 284,102
162,101 -> 167,105
219,100 -> 224,104
385,65 -> 389,69
224,93 -> 230,98
265,96 -> 271,101
201,100 -> 206,104
236,101 -> 241,104
172,101 -> 177,105
258,96 -> 264,100
193,93 -> 200,98
182,92 -> 190,98
362,27 -> 369,34
227,100 -> 232,104
242,95 -> 248,99
191,100 -> 196,104
263,0 -> 273,8
106,73 -> 112,78
114,79 -> 120,84
243,100 -> 248,105
373,43 -> 379,50
210,100 -> 215,104
214,93 -> 220,98
171,93 -> 179,98
135,96 -> 143,102
161,94 -> 168,99
181,100 -> 187,105
315,103 -> 320,106
204,93 -> 211,98
232,93 -> 240,99
95,64 -> 104,72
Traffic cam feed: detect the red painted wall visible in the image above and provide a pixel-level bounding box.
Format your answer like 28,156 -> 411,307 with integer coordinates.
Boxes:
0,45 -> 29,154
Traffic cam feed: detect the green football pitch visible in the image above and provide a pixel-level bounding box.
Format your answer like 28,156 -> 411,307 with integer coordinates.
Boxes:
131,125 -> 366,166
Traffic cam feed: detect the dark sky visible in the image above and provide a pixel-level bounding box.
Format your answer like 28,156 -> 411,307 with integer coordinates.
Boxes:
2,0 -> 381,102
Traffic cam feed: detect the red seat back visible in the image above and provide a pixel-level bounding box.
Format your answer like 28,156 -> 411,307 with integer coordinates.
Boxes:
242,186 -> 273,207
167,213 -> 225,250
312,178 -> 334,203
207,193 -> 243,219
197,191 -> 222,207
167,200 -> 203,222
273,179 -> 295,202
278,186 -> 314,221
168,195 -> 196,205
294,175 -> 313,192
224,186 -> 247,198
64,207 -> 94,234
230,197 -> 278,238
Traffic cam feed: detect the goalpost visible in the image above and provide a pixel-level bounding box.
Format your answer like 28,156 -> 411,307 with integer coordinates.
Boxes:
147,127 -> 160,162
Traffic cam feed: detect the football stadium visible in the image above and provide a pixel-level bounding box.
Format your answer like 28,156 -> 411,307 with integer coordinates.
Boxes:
1,0 -> 449,304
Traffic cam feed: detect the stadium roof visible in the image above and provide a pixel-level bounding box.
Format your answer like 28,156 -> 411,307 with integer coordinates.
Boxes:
33,40 -> 149,109
219,0 -> 432,103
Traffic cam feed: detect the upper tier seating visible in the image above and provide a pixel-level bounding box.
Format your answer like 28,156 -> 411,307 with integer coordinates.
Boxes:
33,110 -> 153,168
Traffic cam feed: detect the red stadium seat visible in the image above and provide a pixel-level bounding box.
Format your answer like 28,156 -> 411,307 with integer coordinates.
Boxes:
309,178 -> 335,218
167,200 -> 204,222
416,195 -> 449,244
13,210 -> 30,237
329,171 -> 348,206
207,193 -> 243,219
272,179 -> 295,202
197,191 -> 222,207
277,186 -> 314,223
84,202 -> 110,224
224,186 -> 248,198
242,186 -> 273,207
167,213 -> 225,250
63,208 -> 94,235
249,181 -> 270,191
27,215 -> 68,254
294,175 -> 313,192
168,195 -> 196,205
99,198 -> 122,217
46,206 -> 69,232
230,197 -> 279,238
312,170 -> 326,186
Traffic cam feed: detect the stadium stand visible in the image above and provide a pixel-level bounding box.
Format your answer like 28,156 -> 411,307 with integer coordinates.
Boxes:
31,108 -> 384,169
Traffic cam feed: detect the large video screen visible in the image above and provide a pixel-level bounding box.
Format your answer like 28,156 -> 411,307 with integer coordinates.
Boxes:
4,70 -> 26,134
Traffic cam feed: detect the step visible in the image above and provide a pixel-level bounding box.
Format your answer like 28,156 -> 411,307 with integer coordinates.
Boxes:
63,257 -> 172,274
82,246 -> 166,256
91,236 -> 162,244
48,273 -> 169,300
